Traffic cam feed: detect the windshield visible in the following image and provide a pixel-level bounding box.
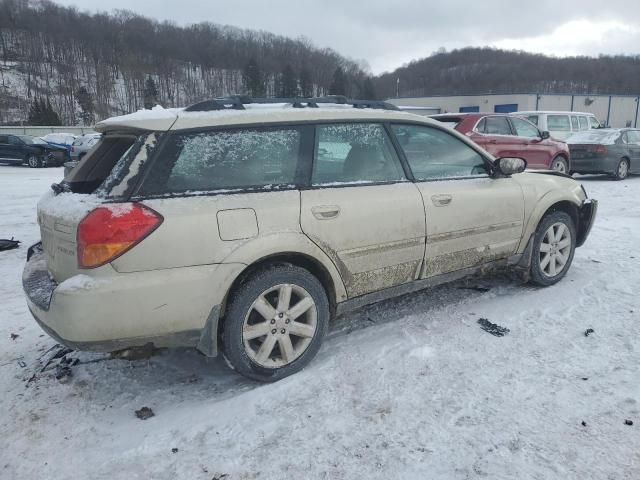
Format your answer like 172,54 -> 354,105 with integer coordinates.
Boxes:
18,135 -> 47,145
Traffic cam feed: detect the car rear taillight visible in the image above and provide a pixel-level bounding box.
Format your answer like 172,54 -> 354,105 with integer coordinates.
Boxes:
77,203 -> 163,268
589,145 -> 608,154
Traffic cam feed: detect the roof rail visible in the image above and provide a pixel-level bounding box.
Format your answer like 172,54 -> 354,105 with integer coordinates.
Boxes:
184,96 -> 399,112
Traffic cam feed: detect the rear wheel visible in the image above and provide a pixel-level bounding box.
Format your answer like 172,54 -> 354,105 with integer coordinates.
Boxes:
221,264 -> 329,382
551,156 -> 568,173
613,158 -> 629,180
26,155 -> 43,168
529,211 -> 576,287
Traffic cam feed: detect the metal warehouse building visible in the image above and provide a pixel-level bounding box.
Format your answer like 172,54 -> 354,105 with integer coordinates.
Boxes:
386,93 -> 640,128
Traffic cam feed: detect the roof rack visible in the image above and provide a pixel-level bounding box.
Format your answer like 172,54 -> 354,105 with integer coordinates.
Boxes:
184,95 -> 399,112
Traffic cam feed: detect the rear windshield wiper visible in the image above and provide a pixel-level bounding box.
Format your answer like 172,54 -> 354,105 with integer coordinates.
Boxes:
50,181 -> 71,195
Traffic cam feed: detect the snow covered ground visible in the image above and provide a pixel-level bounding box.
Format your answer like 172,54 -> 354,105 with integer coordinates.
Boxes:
1,165 -> 639,480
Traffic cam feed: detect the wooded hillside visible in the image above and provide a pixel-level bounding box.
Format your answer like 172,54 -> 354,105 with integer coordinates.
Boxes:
0,0 -> 372,124
375,47 -> 640,99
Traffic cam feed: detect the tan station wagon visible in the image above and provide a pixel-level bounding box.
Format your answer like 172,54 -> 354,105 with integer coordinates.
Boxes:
23,97 -> 597,381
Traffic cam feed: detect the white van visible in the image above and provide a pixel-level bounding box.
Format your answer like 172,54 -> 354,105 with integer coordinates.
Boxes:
514,111 -> 602,141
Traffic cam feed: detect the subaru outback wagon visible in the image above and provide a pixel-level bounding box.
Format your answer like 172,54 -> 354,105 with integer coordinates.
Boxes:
23,97 -> 597,381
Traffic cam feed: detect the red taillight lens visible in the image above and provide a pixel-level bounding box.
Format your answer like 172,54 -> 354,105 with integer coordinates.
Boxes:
77,203 -> 163,268
589,144 -> 607,154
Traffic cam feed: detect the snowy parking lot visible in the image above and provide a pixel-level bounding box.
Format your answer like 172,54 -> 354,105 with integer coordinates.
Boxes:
1,165 -> 639,479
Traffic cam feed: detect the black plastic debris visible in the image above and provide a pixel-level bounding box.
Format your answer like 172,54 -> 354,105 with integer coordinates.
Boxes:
477,318 -> 510,337
581,421 -> 587,427
584,328 -> 595,337
135,406 -> 155,420
624,419 -> 634,426
0,238 -> 20,251
459,286 -> 491,292
171,448 -> 179,454
55,365 -> 72,383
10,333 -> 19,340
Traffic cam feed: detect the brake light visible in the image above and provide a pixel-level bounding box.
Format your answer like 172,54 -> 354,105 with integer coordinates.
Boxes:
77,203 -> 163,268
589,145 -> 608,154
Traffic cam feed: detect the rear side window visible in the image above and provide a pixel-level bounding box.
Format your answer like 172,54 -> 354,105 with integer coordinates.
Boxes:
483,116 -> 512,135
547,115 -> 571,131
0,135 -> 8,144
391,124 -> 488,180
312,123 -> 405,185
141,127 -> 305,195
578,116 -> 589,130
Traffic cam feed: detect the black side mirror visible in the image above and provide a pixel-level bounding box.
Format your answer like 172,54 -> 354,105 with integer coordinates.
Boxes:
540,131 -> 550,140
495,157 -> 527,176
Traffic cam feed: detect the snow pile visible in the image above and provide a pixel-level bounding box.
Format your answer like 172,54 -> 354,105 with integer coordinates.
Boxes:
37,190 -> 102,222
56,274 -> 107,293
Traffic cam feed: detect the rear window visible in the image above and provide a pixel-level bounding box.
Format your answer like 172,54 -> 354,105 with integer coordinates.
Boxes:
139,126 -> 307,195
567,130 -> 620,145
547,115 -> 571,131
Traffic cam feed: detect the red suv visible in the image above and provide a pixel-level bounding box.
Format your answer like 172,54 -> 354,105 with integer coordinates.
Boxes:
431,113 -> 571,173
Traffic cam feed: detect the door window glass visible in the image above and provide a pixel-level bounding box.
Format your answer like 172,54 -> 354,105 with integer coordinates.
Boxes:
483,116 -> 512,135
627,130 -> 640,144
525,115 -> 539,126
511,117 -> 540,138
547,115 -> 571,131
0,135 -> 8,144
312,123 -> 405,185
588,116 -> 601,129
140,127 -> 303,194
571,116 -> 579,130
391,124 -> 488,180
578,116 -> 589,130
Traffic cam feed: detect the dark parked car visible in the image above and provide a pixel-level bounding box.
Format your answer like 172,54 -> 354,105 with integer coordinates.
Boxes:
0,134 -> 69,168
431,113 -> 571,173
568,128 -> 640,180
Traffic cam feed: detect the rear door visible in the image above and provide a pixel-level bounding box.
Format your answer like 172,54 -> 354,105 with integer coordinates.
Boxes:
0,135 -> 10,161
390,123 -> 524,277
625,130 -> 640,172
300,123 -> 426,298
476,115 -> 526,159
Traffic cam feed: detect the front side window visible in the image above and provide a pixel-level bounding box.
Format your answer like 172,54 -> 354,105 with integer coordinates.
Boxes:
511,117 -> 540,138
8,136 -> 22,145
547,115 -> 571,131
589,116 -> 601,129
571,116 -> 579,130
141,127 -> 304,195
391,124 -> 488,180
483,116 -> 512,135
312,123 -> 405,185
525,115 -> 539,126
578,116 -> 589,130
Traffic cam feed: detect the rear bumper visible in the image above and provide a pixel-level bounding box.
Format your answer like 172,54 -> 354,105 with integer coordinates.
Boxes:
23,243 -> 244,355
571,156 -> 618,174
576,199 -> 598,247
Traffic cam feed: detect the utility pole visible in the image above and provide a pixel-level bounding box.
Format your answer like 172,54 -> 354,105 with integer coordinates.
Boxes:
396,77 -> 400,98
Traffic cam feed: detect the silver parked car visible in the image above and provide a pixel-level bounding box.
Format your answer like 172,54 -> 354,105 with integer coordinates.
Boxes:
23,97 -> 597,382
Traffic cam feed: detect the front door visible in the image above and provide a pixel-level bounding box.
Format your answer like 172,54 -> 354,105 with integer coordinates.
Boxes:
300,123 -> 426,298
390,123 -> 524,277
509,116 -> 550,169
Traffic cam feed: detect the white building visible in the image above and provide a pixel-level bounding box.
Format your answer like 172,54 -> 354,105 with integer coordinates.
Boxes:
387,93 -> 640,128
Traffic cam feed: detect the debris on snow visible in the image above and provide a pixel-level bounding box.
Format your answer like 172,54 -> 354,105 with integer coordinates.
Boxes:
55,365 -> 72,383
477,318 -> 510,337
10,333 -> 19,341
0,237 -> 20,251
458,285 -> 491,292
624,420 -> 634,426
584,328 -> 595,337
135,407 -> 155,420
171,448 -> 178,454
581,421 -> 587,427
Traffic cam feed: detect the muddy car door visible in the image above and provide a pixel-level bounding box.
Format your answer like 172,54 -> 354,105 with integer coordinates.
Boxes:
390,123 -> 524,277
300,123 -> 426,298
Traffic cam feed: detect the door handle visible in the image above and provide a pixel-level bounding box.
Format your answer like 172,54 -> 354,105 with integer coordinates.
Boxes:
312,205 -> 340,220
487,139 -> 498,144
431,194 -> 452,207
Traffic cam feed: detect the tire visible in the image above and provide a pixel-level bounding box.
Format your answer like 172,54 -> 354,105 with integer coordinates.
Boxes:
529,211 -> 576,287
221,264 -> 330,382
613,158 -> 629,180
550,156 -> 569,173
26,155 -> 43,168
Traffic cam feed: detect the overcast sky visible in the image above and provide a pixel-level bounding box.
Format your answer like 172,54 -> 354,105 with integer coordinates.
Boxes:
54,0 -> 640,74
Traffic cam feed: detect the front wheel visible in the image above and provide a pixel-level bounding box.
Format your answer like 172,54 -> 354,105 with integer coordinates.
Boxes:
221,265 -> 330,382
27,155 -> 43,168
613,158 -> 629,180
551,157 -> 569,173
529,211 -> 576,287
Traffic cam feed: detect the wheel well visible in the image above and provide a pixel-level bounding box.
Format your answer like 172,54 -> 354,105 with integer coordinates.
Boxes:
219,253 -> 337,323
542,201 -> 579,229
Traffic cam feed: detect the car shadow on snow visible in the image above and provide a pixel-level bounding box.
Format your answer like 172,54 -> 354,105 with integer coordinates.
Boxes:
43,274 -> 518,409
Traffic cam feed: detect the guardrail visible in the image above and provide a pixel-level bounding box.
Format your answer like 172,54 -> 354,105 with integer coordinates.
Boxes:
0,126 -> 96,136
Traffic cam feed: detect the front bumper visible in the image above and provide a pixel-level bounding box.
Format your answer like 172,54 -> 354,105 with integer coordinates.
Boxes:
576,199 -> 598,247
23,243 -> 244,354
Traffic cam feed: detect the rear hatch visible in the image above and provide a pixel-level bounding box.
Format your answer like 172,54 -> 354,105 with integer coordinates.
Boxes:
38,132 -> 157,282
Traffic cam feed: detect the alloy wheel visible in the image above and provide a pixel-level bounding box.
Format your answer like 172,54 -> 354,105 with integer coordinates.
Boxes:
539,222 -> 572,277
242,283 -> 317,368
551,158 -> 567,173
617,159 -> 629,179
